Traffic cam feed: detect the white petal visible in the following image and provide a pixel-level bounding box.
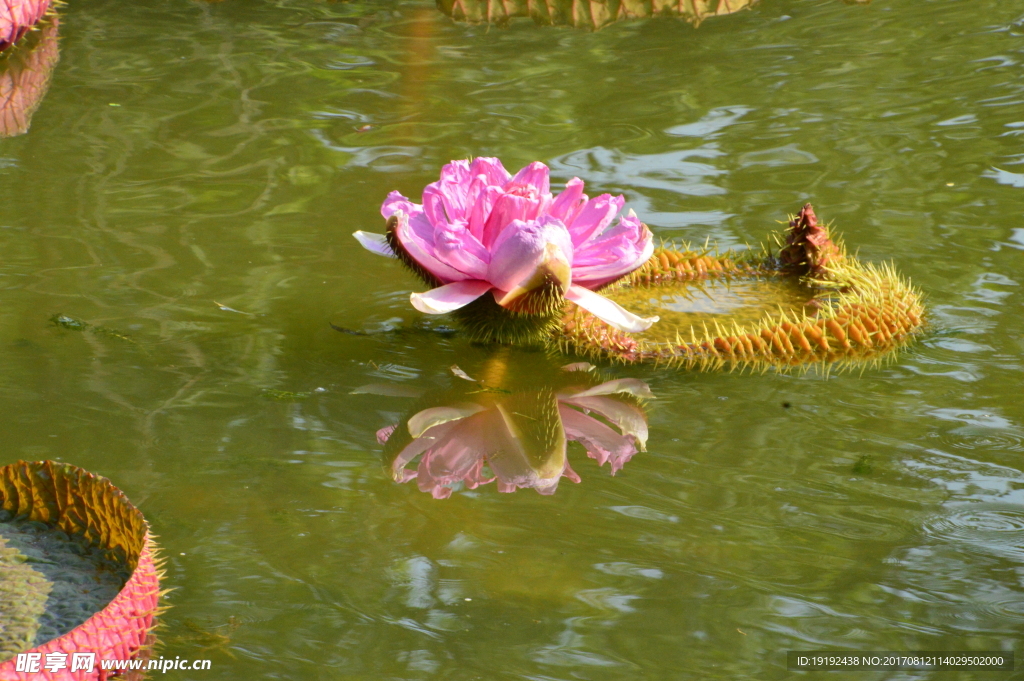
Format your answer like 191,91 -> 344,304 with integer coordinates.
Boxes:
410,280 -> 493,314
565,285 -> 659,333
450,365 -> 478,382
353,231 -> 396,258
569,378 -> 655,400
408,404 -> 486,438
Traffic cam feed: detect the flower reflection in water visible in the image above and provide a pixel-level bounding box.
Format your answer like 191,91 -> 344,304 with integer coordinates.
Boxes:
0,15 -> 58,138
364,359 -> 653,498
0,0 -> 50,52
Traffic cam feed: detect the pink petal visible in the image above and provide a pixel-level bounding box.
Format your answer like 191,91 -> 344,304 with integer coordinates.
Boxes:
390,420 -> 462,481
425,161 -> 484,224
567,194 -> 625,247
437,159 -> 472,188
462,458 -> 496,490
469,157 -> 512,186
444,158 -> 473,176
422,184 -> 454,227
377,424 -> 398,444
487,216 -> 573,293
559,394 -> 648,450
481,192 -> 544,249
434,222 -> 490,279
410,280 -> 493,314
560,405 -> 639,474
549,178 -> 586,224
561,460 -> 582,484
566,284 -> 658,333
418,442 -> 480,493
429,485 -> 455,499
393,210 -> 472,282
417,410 -> 499,495
353,231 -> 397,258
571,213 -> 654,288
386,194 -> 486,280
468,181 -> 502,243
381,190 -> 419,221
505,161 -> 551,197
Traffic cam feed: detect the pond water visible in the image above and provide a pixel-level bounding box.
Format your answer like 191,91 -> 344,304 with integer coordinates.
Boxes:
2,0 -> 1024,678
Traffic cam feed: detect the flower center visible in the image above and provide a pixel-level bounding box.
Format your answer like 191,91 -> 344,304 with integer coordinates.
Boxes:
506,186 -> 538,200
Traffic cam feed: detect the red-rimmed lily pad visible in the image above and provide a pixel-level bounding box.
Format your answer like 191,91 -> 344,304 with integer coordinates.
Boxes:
0,461 -> 161,681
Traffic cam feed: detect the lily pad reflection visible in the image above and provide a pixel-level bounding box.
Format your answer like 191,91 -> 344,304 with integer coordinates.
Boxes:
437,0 -> 758,30
363,358 -> 653,498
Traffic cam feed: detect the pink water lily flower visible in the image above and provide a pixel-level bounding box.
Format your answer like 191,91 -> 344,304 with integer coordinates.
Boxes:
354,157 -> 658,333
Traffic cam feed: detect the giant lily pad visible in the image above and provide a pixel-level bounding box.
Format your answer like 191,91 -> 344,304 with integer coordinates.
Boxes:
0,461 -> 161,680
558,204 -> 925,370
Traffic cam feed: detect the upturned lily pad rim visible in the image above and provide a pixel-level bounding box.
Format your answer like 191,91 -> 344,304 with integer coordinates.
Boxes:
0,461 -> 161,680
556,204 -> 926,370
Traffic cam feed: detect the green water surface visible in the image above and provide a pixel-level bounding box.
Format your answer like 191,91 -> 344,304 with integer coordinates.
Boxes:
2,0 -> 1024,678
